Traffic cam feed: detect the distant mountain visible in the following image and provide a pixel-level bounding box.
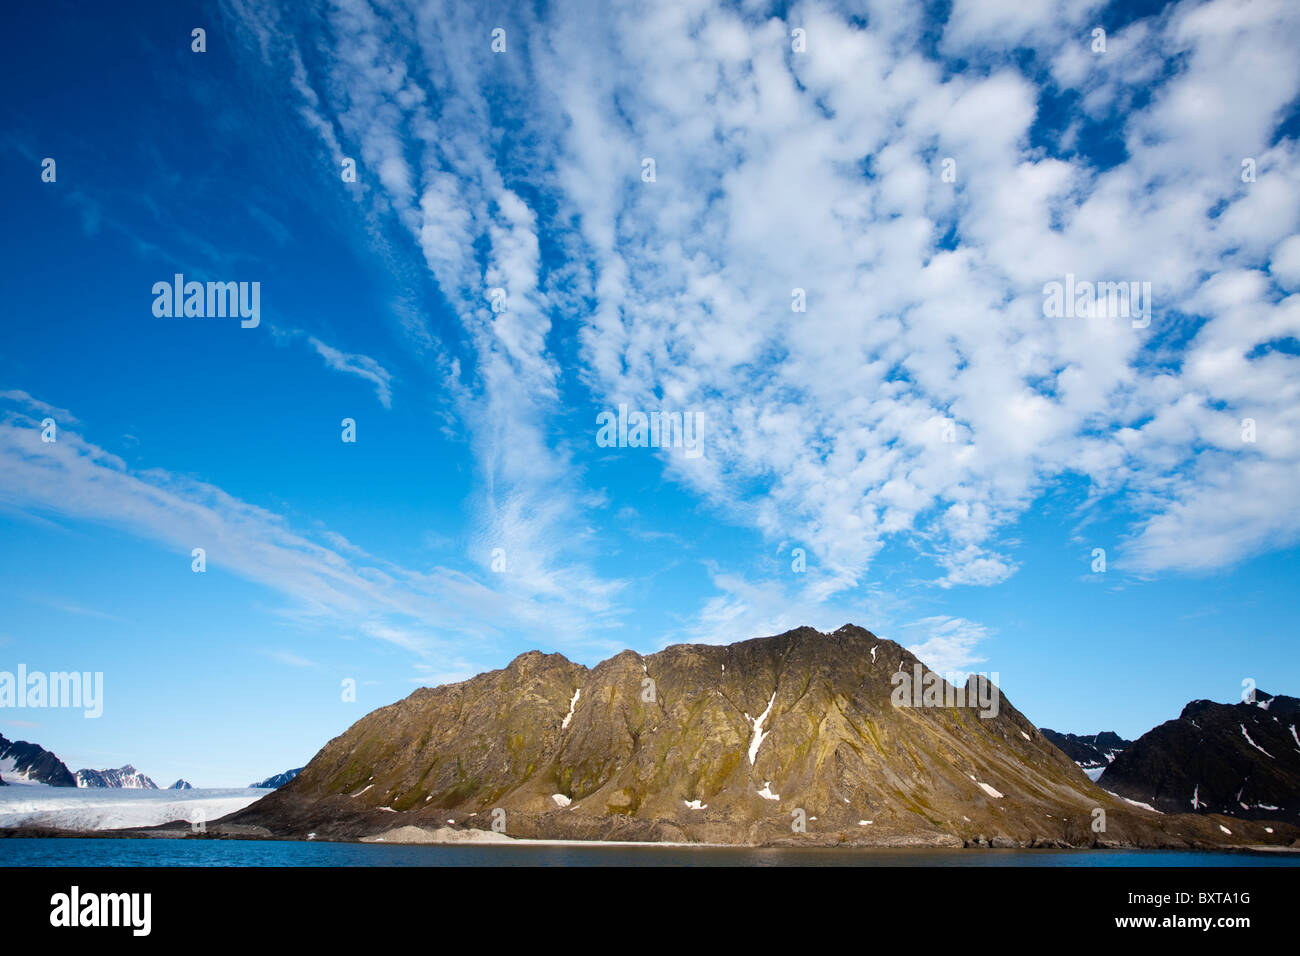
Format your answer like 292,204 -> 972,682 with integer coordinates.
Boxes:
0,733 -> 77,786
226,625 -> 1290,848
74,765 -> 159,789
250,767 -> 303,789
168,779 -> 193,789
1040,729 -> 1131,778
1098,691 -> 1300,820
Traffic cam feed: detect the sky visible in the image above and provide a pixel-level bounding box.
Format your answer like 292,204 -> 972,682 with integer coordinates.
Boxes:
1,0 -> 1298,787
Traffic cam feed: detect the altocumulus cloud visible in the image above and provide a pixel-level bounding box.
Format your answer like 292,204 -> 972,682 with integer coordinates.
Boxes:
219,0 -> 1300,619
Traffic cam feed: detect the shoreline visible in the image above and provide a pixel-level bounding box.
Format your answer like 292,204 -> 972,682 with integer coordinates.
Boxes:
3,824 -> 1296,854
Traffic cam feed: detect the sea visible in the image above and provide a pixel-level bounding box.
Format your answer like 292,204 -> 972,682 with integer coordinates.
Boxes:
2,839 -> 1298,866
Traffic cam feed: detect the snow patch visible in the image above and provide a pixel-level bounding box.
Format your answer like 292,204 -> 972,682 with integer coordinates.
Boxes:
977,782 -> 1003,799
1240,724 -> 1273,758
684,799 -> 707,810
747,692 -> 776,765
756,782 -> 780,801
561,688 -> 580,729
1219,824 -> 1232,835
0,757 -> 43,786
1120,796 -> 1162,813
551,793 -> 571,808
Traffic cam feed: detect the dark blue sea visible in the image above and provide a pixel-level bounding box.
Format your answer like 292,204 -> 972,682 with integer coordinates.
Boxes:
3,839 -> 1298,866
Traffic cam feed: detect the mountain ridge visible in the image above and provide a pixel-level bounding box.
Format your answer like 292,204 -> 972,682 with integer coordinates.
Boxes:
1039,729 -> 1131,777
224,625 -> 1296,848
251,768 -> 303,789
74,764 -> 159,789
1098,691 -> 1300,819
0,733 -> 77,787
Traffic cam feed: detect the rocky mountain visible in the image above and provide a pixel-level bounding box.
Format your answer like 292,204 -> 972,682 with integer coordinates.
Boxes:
1098,691 -> 1300,820
225,625 -> 1293,848
168,779 -> 193,790
74,765 -> 159,789
1039,729 -> 1131,778
0,733 -> 77,786
251,768 -> 303,789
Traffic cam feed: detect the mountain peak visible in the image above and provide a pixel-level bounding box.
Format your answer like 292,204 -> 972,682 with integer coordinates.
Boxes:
74,765 -> 158,789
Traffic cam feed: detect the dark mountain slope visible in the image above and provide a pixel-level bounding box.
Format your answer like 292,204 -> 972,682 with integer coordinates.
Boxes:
1040,729 -> 1130,772
0,734 -> 77,786
250,768 -> 303,789
1099,692 -> 1300,820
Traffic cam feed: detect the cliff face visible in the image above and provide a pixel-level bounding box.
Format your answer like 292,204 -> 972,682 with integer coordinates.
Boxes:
228,625 -> 1296,848
1099,692 -> 1300,820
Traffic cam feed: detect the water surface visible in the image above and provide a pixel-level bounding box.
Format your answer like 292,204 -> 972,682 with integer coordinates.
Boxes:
3,838 -> 1297,866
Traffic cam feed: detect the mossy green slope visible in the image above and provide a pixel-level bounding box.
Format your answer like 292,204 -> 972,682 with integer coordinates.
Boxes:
228,625 -> 1298,848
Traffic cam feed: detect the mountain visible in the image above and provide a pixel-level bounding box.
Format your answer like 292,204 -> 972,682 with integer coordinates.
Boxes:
1040,729 -> 1131,778
74,765 -> 159,789
250,768 -> 303,789
225,625 -> 1293,848
168,779 -> 193,790
1098,691 -> 1300,820
0,733 -> 77,786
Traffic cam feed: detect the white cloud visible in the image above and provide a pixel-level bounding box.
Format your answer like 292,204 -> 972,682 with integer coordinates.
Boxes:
304,334 -> 395,409
898,615 -> 992,675
259,649 -> 321,670
0,390 -> 78,425
0,394 -> 622,660
219,0 -> 1300,619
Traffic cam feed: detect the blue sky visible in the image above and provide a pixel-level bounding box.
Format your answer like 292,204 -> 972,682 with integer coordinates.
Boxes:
1,0 -> 1298,786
